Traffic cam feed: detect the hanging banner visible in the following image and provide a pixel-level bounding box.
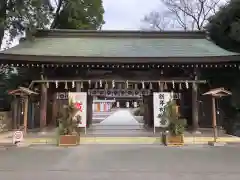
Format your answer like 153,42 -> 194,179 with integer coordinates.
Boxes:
133,101 -> 137,108
68,92 -> 87,128
153,92 -> 172,128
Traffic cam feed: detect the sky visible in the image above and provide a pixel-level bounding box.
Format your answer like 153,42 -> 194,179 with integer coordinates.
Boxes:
102,0 -> 161,30
1,0 -> 161,49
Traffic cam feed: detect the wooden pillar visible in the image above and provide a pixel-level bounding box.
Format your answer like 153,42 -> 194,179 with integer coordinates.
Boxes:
51,93 -> 57,126
143,95 -> 154,128
23,96 -> 29,133
143,96 -> 148,127
16,98 -> 21,128
148,95 -> 154,128
212,97 -> 218,142
30,101 -> 35,129
192,73 -> 199,131
12,98 -> 18,129
28,99 -> 33,129
40,83 -> 47,129
87,95 -> 93,127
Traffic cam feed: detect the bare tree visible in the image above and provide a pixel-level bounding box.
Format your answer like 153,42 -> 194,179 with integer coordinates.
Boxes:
143,0 -> 223,31
142,11 -> 175,31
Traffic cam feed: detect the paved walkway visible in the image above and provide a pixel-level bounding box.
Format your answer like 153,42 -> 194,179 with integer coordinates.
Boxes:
0,144 -> 240,179
99,109 -> 140,125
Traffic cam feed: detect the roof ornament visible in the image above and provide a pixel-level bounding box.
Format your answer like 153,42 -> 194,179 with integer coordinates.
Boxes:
112,80 -> 115,88
118,83 -> 122,89
46,82 -> 49,88
126,101 -> 129,108
170,91 -> 174,98
185,81 -> 189,89
88,80 -> 91,88
126,80 -> 129,89
80,81 -> 83,89
64,81 -> 68,89
135,84 -> 138,90
149,82 -> 153,90
55,81 -> 58,88
72,81 -> 75,88
164,82 -> 168,90
95,81 -> 98,89
158,81 -> 161,90
142,81 -> 145,89
179,83 -> 182,90
105,81 -> 108,89
99,80 -> 103,88
172,80 -> 175,89
133,101 -> 138,108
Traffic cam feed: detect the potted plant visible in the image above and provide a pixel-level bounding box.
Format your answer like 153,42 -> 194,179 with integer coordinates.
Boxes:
57,100 -> 81,146
160,100 -> 187,146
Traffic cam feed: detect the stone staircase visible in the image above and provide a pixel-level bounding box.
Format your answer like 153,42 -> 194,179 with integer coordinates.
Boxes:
92,108 -> 118,124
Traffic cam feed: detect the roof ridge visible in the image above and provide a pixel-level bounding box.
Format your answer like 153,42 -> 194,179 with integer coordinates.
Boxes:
35,29 -> 206,39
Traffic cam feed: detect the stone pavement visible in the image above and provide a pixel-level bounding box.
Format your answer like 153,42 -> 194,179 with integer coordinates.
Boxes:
0,144 -> 240,179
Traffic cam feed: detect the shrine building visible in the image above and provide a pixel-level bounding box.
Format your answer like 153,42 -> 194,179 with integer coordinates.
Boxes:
0,29 -> 239,131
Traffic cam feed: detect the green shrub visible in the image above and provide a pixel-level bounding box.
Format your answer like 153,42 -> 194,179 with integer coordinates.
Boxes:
159,100 -> 187,136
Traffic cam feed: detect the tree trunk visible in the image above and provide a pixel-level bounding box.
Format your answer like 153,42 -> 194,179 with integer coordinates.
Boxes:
50,0 -> 63,29
0,0 -> 7,49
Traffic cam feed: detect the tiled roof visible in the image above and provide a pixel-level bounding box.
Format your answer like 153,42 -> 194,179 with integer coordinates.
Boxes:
0,30 -> 239,63
2,37 -> 238,58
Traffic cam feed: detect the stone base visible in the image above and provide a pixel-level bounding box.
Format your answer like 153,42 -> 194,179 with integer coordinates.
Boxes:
208,141 -> 226,146
58,135 -> 79,146
192,131 -> 202,135
16,142 -> 30,147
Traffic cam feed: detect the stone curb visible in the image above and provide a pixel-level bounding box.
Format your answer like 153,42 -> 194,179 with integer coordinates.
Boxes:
22,136 -> 240,145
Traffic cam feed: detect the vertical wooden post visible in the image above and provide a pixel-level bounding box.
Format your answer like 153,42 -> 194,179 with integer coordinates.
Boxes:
143,96 -> 148,127
192,74 -> 199,131
212,96 -> 218,142
40,82 -> 47,129
87,95 -> 93,127
148,95 -> 154,128
51,93 -> 57,126
143,95 -> 154,128
23,96 -> 29,134
12,98 -> 18,129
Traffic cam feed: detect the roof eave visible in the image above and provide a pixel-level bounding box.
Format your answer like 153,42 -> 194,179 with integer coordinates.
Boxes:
0,54 -> 240,64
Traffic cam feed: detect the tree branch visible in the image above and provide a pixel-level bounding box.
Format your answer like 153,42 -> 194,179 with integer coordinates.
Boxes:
50,0 -> 63,29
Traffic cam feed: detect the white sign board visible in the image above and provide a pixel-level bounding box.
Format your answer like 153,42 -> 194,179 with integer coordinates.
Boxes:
68,92 -> 87,128
12,131 -> 23,144
153,92 -> 172,128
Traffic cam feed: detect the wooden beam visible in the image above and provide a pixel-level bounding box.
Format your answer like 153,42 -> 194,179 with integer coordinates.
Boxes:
29,79 -> 207,88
